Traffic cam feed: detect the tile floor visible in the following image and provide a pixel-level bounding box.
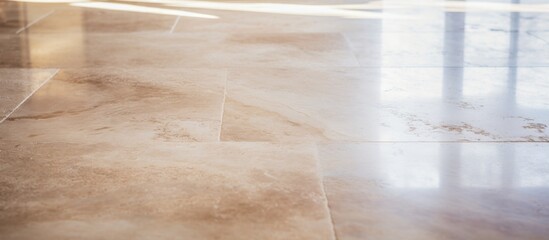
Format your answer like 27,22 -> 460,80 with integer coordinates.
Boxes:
0,0 -> 548,239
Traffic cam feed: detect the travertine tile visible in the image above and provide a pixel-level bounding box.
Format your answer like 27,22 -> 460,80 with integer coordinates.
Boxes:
221,68 -> 549,142
0,68 -> 57,122
0,33 -> 358,68
0,68 -> 226,143
0,141 -> 334,240
319,143 -> 549,240
1,0 -> 549,239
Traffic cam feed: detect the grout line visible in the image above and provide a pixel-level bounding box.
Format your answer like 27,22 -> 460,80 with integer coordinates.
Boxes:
218,71 -> 228,141
321,179 -> 339,240
0,69 -> 60,124
527,31 -> 549,45
205,140 -> 549,144
314,145 -> 339,240
224,66 -> 549,70
169,16 -> 181,34
15,10 -> 55,34
5,139 -> 549,145
324,140 -> 549,143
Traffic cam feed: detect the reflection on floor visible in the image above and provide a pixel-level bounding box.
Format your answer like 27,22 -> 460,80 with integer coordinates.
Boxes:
1,0 -> 548,239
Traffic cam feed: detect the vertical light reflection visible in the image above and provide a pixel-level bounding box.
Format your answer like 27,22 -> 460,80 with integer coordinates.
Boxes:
440,3 -> 466,189
25,7 -> 86,68
507,0 -> 520,103
441,0 -> 465,137
3,2 -> 31,67
442,6 -> 465,100
510,1 -> 549,109
365,1 -> 383,141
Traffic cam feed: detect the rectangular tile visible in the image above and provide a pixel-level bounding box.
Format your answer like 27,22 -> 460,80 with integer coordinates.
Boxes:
0,141 -> 334,240
319,143 -> 549,240
0,33 -> 358,68
0,68 -> 226,143
220,67 -> 549,142
0,68 -> 57,122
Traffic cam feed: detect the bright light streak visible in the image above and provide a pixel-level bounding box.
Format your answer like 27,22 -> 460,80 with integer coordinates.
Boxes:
115,0 -> 402,19
9,0 -> 87,3
70,2 -> 218,18
114,0 -> 549,13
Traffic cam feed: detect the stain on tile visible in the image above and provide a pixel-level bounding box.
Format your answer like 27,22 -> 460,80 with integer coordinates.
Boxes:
0,68 -> 226,143
523,123 -> 547,133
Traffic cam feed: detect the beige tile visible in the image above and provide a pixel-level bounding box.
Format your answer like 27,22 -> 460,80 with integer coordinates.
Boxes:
0,2 -> 57,34
0,68 -> 226,143
0,33 -> 358,68
319,143 -> 549,240
221,68 -> 549,142
220,68 -> 381,142
0,68 -> 57,122
0,141 -> 334,240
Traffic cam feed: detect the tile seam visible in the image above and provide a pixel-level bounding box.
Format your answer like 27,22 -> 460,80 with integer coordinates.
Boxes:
527,31 -> 549,45
16,10 -> 55,34
0,69 -> 60,124
314,144 -> 339,240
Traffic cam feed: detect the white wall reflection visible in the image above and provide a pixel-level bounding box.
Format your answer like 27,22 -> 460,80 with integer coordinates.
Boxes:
325,143 -> 549,190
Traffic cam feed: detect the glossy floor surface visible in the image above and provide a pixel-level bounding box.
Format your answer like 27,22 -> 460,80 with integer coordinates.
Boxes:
1,0 -> 549,239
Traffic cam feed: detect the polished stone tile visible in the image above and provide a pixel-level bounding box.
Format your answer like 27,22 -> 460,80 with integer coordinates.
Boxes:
373,2 -> 549,32
165,1 -> 549,33
368,11 -> 549,33
319,143 -> 549,240
1,0 -> 549,239
27,8 -> 176,33
221,68 -> 549,142
0,32 -> 358,68
0,68 -> 226,143
173,9 -> 385,34
0,68 -> 57,122
0,2 -> 56,34
0,141 -> 334,240
345,31 -> 549,67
